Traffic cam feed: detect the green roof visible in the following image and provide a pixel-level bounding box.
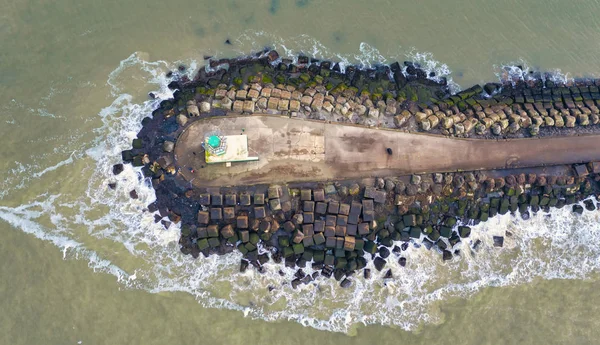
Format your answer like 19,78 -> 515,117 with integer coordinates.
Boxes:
207,135 -> 221,148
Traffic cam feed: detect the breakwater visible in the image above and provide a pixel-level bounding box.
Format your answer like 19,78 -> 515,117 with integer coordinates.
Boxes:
112,50 -> 600,288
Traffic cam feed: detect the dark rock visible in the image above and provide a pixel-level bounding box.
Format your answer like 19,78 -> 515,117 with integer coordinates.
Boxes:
112,164 -> 124,175
395,181 -> 406,194
240,259 -> 249,272
267,50 -> 279,62
428,229 -> 441,242
484,83 -> 501,95
132,138 -> 143,149
384,269 -> 393,279
537,176 -> 547,186
334,269 -> 345,281
129,190 -> 138,199
422,238 -> 433,250
405,184 -> 418,196
374,257 -> 386,271
574,164 -> 589,177
449,234 -> 461,247
436,239 -> 447,250
453,175 -> 465,188
572,204 -> 584,214
291,278 -> 301,289
363,268 -> 372,279
340,278 -> 352,288
379,247 -> 390,259
584,200 -> 596,211
398,257 -> 407,267
458,226 -> 471,238
493,236 -> 504,247
472,239 -> 482,252
495,177 -> 505,189
440,226 -> 452,238
442,250 -> 453,261
108,182 -> 117,190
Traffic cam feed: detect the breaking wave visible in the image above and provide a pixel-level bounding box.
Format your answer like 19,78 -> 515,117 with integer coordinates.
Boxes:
494,58 -> 577,87
0,47 -> 600,334
233,31 -> 461,93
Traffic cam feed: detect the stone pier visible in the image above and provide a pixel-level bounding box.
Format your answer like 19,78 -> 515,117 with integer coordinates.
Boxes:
113,50 -> 600,287
175,114 -> 600,187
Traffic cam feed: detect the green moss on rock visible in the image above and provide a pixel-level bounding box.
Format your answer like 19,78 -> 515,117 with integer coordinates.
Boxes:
299,73 -> 310,83
262,75 -> 273,84
276,75 -> 286,84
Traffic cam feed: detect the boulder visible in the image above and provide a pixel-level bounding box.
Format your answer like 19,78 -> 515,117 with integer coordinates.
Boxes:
348,183 -> 360,196
453,175 -> 465,188
463,119 -> 476,133
484,83 -> 500,95
529,125 -> 539,136
240,259 -> 249,273
112,164 -> 124,175
394,114 -> 409,127
379,246 -> 390,259
442,250 -> 453,261
584,199 -> 596,211
340,278 -> 352,288
398,257 -> 407,267
373,257 -> 386,271
442,117 -> 454,129
384,179 -> 395,192
368,107 -> 380,118
428,115 -> 440,128
493,236 -> 504,247
200,101 -> 211,113
162,141 -> 174,153
491,123 -> 502,136
421,119 -> 431,131
458,226 -> 471,238
454,122 -> 465,135
220,225 -> 235,239
186,101 -> 199,117
176,114 -> 188,127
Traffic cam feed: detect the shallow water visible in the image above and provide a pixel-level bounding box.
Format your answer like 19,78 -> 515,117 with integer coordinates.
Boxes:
2,0 -> 600,343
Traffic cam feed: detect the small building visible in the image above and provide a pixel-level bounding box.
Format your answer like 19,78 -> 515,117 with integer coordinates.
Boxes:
204,134 -> 258,164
